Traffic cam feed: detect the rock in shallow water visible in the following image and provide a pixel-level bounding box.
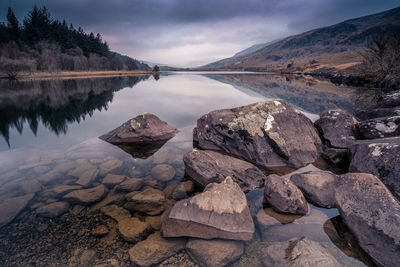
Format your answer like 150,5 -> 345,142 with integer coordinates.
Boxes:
290,171 -> 337,208
263,237 -> 340,267
124,187 -> 166,215
186,238 -> 244,267
183,149 -> 265,192
349,137 -> 400,200
334,173 -> 400,267
150,164 -> 176,182
36,201 -> 70,218
0,193 -> 34,228
128,232 -> 186,267
193,99 -> 322,171
162,177 -> 254,240
264,174 -> 308,215
63,185 -> 108,205
314,109 -> 357,148
99,113 -> 178,144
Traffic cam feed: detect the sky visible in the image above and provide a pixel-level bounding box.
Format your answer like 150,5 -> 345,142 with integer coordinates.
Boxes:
1,0 -> 399,67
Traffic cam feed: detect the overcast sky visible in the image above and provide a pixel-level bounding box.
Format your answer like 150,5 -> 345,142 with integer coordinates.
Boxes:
1,0 -> 399,67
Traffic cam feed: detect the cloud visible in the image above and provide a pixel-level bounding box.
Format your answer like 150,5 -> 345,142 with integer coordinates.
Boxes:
1,0 -> 399,67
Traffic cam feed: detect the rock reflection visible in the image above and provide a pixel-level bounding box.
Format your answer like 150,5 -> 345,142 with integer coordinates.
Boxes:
0,76 -> 149,145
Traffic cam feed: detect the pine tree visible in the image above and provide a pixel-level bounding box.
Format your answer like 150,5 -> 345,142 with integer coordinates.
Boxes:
6,7 -> 20,41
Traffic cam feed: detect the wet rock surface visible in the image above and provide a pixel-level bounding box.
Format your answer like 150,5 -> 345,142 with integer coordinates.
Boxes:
264,174 -> 308,215
99,113 -> 178,144
194,100 -> 322,171
183,149 -> 266,192
186,238 -> 244,267
162,177 -> 254,240
124,187 -> 166,215
334,173 -> 400,267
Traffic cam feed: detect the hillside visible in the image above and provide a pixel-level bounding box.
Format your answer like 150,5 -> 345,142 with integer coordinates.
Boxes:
201,6 -> 400,72
0,6 -> 150,76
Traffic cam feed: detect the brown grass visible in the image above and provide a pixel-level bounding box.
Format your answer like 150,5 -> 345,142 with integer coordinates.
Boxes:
11,70 -> 154,81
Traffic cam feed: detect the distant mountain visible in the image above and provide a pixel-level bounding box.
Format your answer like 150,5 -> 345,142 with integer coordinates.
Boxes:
200,6 -> 400,72
233,40 -> 280,57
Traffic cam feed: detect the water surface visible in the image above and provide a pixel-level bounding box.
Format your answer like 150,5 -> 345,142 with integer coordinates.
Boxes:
0,73 -> 377,266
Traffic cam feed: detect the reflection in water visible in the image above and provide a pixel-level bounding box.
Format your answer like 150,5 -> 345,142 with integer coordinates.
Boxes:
0,73 -> 378,266
0,76 -> 149,146
205,73 -> 380,114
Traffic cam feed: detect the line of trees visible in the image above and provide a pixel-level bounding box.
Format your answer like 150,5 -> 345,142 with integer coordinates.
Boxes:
0,6 -> 148,75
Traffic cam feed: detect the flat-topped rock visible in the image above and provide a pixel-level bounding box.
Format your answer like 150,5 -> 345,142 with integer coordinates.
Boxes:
183,149 -> 266,193
264,174 -> 308,215
99,113 -> 178,144
314,109 -> 357,148
124,187 -> 166,215
162,177 -> 254,240
334,173 -> 400,267
63,185 -> 108,205
357,116 -> 400,139
349,137 -> 400,199
291,171 -> 337,208
194,100 -> 322,171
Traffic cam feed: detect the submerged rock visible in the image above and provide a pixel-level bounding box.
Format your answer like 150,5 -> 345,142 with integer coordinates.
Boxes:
357,116 -> 400,139
264,174 -> 308,215
186,238 -> 244,267
194,100 -> 322,171
171,180 -> 194,200
36,201 -> 70,218
124,187 -> 166,215
99,159 -> 124,176
314,109 -> 357,148
102,174 -> 127,188
263,237 -> 340,266
0,193 -> 35,228
183,149 -> 265,192
115,178 -> 144,192
334,173 -> 400,267
162,177 -> 254,240
291,171 -> 337,208
150,164 -> 176,182
63,185 -> 108,205
349,137 -> 400,199
99,113 -> 177,144
128,232 -> 186,267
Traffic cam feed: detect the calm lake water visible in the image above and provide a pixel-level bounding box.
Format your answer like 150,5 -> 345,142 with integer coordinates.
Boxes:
0,72 -> 377,266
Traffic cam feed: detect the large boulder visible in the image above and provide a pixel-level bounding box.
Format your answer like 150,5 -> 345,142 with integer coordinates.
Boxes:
349,137 -> 400,199
194,100 -> 322,171
183,149 -> 265,192
264,174 -> 308,215
314,109 -> 357,148
186,238 -> 244,267
128,232 -> 186,267
357,116 -> 400,139
99,113 -> 177,144
334,173 -> 400,267
290,171 -> 337,208
162,177 -> 254,241
263,237 -> 340,267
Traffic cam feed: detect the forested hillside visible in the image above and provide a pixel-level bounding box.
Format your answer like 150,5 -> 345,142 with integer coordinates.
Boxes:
0,6 -> 150,75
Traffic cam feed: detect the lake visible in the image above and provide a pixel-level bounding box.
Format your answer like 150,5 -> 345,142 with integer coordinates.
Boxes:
0,72 -> 377,266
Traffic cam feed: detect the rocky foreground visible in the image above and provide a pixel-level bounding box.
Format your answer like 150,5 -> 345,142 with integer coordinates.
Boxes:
1,93 -> 399,266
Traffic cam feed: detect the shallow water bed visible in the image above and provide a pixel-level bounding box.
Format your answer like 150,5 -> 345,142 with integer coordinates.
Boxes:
0,73 -> 378,266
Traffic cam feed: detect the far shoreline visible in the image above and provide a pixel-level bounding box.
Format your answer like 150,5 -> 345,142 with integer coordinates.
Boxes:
1,70 -> 156,81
